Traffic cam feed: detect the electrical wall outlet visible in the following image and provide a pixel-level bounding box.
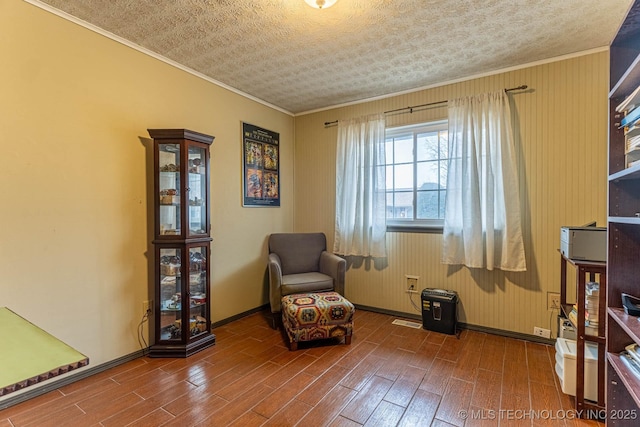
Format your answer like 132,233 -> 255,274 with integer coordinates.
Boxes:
547,292 -> 561,310
533,327 -> 551,339
142,300 -> 153,316
405,275 -> 419,293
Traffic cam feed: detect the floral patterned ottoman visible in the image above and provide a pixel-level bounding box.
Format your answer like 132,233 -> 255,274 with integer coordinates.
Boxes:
281,291 -> 355,351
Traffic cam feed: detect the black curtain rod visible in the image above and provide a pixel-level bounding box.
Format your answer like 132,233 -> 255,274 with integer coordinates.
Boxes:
323,84 -> 528,127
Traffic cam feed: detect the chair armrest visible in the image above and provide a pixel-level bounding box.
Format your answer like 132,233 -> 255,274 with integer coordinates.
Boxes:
319,251 -> 346,296
268,253 -> 283,313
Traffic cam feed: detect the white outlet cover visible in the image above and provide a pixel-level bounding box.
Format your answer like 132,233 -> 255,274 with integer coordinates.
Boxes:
534,327 -> 551,339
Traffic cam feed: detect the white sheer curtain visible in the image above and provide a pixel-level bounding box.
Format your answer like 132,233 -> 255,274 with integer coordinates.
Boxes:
442,91 -> 526,271
333,113 -> 387,257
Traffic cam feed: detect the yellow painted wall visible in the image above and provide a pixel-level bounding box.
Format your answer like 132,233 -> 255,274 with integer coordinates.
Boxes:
294,52 -> 608,337
0,0 -> 294,387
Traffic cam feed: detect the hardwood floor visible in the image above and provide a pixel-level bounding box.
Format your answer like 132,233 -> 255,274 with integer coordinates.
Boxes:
0,309 -> 604,426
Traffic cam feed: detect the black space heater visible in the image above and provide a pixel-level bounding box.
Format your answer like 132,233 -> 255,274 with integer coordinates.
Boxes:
421,288 -> 458,335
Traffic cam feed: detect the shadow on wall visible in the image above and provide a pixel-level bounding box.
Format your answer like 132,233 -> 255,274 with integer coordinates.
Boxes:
445,264 -> 539,293
344,256 -> 388,272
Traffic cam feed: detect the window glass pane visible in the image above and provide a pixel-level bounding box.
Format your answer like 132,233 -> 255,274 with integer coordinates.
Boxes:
394,164 -> 413,189
416,161 -> 440,191
417,191 -> 440,219
439,190 -> 447,218
439,159 -> 448,189
394,192 -> 413,219
440,131 -> 449,158
385,139 -> 394,165
417,132 -> 439,161
394,135 -> 413,164
386,192 -> 394,217
376,165 -> 386,188
386,165 -> 393,189
384,121 -> 448,228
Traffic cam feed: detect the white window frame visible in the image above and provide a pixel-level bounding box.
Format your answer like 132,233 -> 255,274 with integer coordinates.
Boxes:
384,120 -> 448,232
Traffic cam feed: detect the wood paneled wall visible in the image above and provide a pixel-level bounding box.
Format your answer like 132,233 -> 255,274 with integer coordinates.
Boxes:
293,51 -> 608,337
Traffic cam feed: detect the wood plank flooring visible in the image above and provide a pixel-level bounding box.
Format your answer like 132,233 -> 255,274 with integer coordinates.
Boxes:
0,309 -> 604,426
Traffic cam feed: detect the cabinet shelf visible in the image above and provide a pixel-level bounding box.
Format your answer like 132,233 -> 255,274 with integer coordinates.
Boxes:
609,217 -> 640,225
610,51 -> 640,99
610,163 -> 640,182
608,352 -> 640,408
160,303 -> 207,313
609,307 -> 640,344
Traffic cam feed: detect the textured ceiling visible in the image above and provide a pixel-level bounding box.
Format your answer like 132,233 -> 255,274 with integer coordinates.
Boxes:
37,0 -> 633,114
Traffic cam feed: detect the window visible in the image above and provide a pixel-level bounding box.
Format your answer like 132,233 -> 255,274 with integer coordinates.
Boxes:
384,120 -> 448,230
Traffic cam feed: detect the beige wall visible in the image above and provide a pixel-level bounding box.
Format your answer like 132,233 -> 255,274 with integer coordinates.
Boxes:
294,52 -> 608,337
0,0 -> 294,392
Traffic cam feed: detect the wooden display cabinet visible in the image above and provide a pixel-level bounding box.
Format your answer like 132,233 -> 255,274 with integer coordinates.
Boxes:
148,129 -> 216,357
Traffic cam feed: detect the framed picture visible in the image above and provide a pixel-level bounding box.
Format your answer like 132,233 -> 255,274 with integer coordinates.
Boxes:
242,122 -> 280,207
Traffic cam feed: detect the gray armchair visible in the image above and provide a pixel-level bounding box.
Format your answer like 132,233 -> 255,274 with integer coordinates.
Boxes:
268,233 -> 346,316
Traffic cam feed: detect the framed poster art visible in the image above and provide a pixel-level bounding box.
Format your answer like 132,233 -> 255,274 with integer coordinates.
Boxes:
242,122 -> 280,207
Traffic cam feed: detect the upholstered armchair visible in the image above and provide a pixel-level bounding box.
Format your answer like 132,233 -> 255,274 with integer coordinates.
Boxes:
268,233 -> 346,319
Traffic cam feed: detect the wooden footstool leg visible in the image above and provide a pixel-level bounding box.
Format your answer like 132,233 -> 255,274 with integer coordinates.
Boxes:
289,340 -> 298,351
345,335 -> 352,345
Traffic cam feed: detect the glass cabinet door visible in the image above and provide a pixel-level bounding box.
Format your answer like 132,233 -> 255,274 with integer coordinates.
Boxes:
158,143 -> 182,236
188,246 -> 208,338
159,248 -> 182,341
188,145 -> 207,236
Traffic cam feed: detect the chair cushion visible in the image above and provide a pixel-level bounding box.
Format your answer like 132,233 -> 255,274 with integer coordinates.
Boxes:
281,272 -> 334,296
269,233 -> 326,275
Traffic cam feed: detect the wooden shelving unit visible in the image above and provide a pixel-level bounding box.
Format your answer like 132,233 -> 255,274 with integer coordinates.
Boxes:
607,1 -> 640,424
559,253 -> 606,412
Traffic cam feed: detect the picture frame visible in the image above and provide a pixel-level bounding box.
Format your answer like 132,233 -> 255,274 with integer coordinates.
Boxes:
242,122 -> 280,207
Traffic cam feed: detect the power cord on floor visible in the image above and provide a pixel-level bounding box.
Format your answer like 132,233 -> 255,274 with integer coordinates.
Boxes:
409,290 -> 421,313
549,305 -> 558,339
137,311 -> 150,355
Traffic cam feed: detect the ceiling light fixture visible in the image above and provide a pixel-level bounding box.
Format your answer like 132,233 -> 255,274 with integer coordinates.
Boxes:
304,0 -> 337,9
